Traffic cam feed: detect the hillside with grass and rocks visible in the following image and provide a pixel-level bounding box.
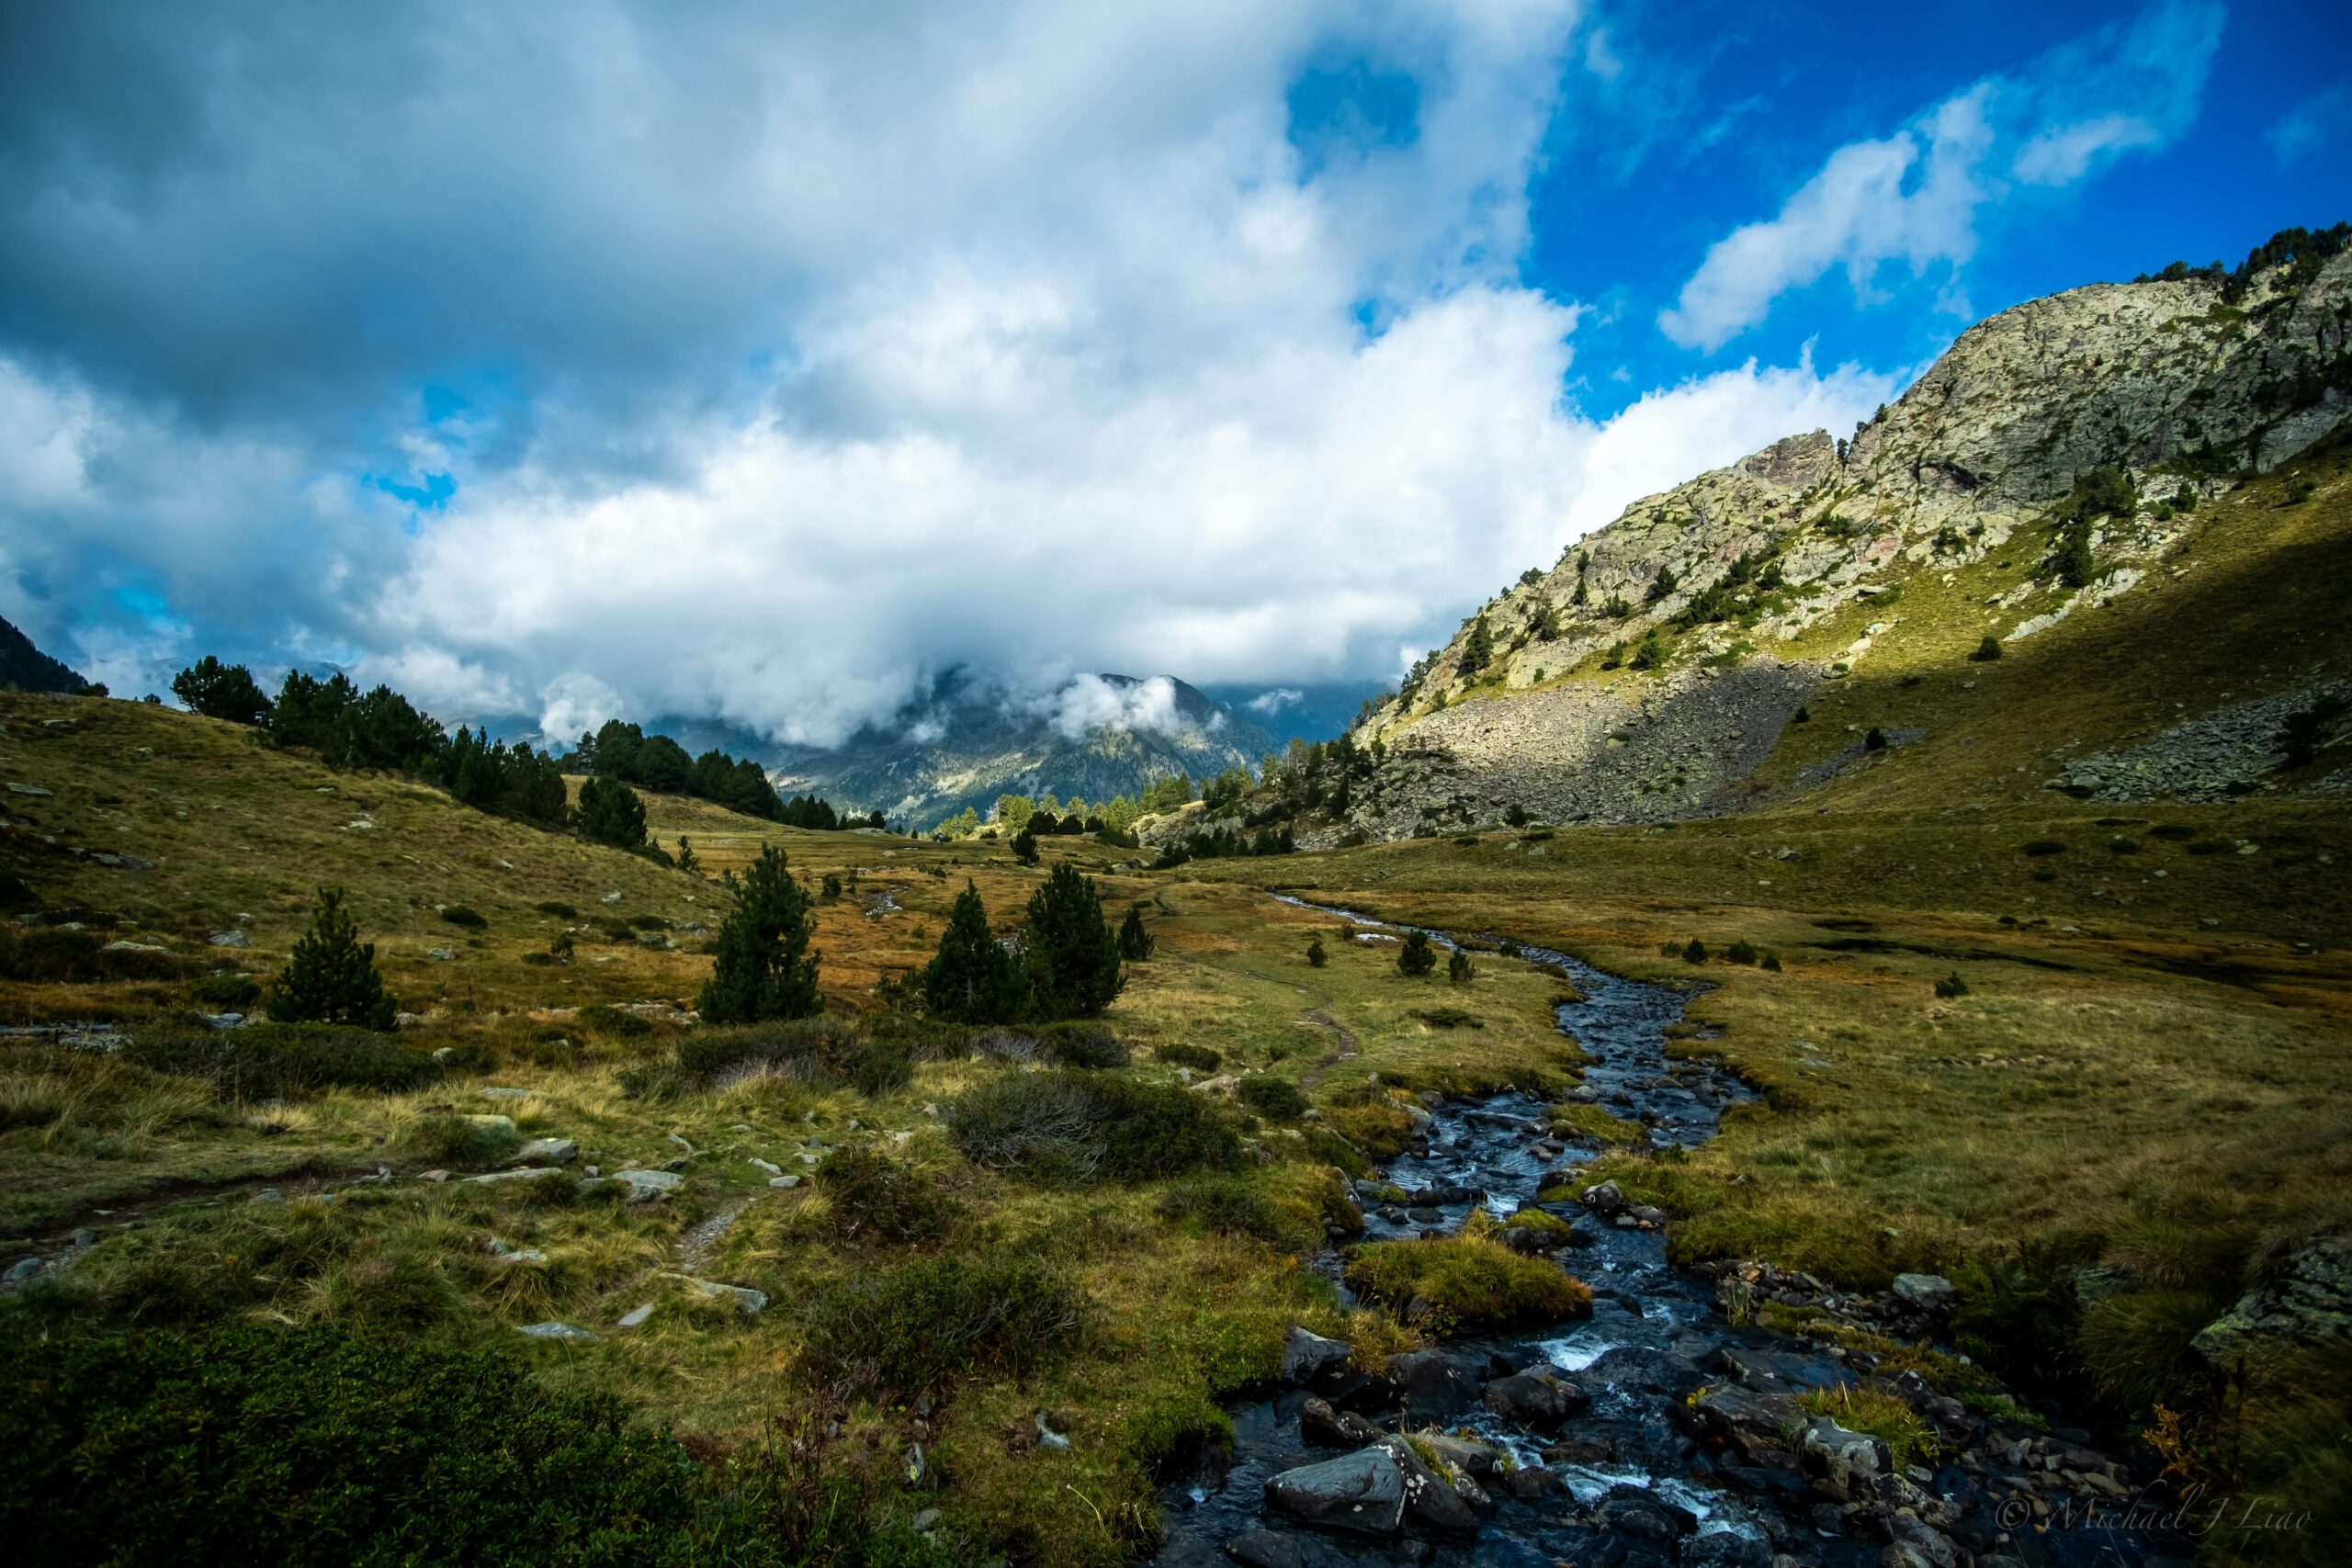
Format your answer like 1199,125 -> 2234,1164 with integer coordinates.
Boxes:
1285,226 -> 2352,842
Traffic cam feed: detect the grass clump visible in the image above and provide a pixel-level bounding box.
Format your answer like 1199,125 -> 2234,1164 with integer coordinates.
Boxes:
1503,1208 -> 1577,1245
1156,1176 -> 1315,1251
1550,1102 -> 1646,1147
1796,1385 -> 1942,1471
643,1016 -> 918,1100
1409,1007 -> 1483,1030
813,1147 -> 958,1247
1343,1217 -> 1590,1331
394,1113 -> 523,1170
1934,973 -> 1971,999
800,1256 -> 1086,1400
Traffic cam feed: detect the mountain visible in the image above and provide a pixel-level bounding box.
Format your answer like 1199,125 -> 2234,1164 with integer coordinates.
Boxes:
757,671 -> 1274,826
0,616 -> 93,695
1329,226 -> 2352,840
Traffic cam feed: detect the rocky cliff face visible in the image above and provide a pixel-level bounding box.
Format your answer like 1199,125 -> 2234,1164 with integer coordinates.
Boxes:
1330,243 -> 2352,838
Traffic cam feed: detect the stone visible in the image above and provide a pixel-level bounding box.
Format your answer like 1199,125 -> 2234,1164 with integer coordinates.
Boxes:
768,1174 -> 802,1188
617,1303 -> 655,1328
6,783 -> 52,795
1581,1179 -> 1627,1216
208,929 -> 250,948
1280,1325 -> 1353,1383
1797,1415 -> 1890,1498
749,1156 -> 782,1175
1263,1449 -> 1406,1538
251,1187 -> 285,1202
610,1168 -> 683,1201
662,1272 -> 767,1314
465,1167 -> 569,1186
1481,1370 -> 1589,1432
3,1257 -> 40,1284
1299,1396 -> 1379,1449
515,1137 -> 578,1165
1499,1466 -> 1568,1501
519,1321 -> 594,1340
1385,1348 -> 1482,1416
1370,1436 -> 1478,1535
2192,1235 -> 2352,1366
910,1508 -> 942,1535
69,1228 -> 96,1247
1220,1530 -> 1306,1568
1891,1273 -> 1956,1314
1592,1487 -> 1694,1543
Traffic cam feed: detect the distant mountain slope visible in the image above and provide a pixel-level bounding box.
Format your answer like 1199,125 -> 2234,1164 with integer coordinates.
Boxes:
1334,229 -> 2352,838
763,671 -> 1273,826
0,616 -> 92,694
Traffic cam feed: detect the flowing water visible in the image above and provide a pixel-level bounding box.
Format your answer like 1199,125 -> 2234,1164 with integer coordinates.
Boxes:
1147,897 -> 2157,1568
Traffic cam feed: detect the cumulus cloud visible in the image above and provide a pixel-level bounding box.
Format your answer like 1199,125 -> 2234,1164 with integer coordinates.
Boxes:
1246,687 -> 1305,714
2,0 -> 1896,746
1661,0 -> 2222,350
1031,675 -> 1186,742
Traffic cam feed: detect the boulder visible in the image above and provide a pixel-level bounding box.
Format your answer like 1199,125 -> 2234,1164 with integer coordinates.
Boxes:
1891,1273 -> 1956,1314
208,929 -> 250,948
663,1272 -> 767,1313
1299,1396 -> 1380,1449
1220,1532 -> 1306,1568
518,1321 -> 594,1340
1369,1436 -> 1479,1535
1797,1415 -> 1889,1499
608,1168 -> 683,1201
1385,1348 -> 1482,1416
1280,1325 -> 1353,1383
1263,1449 -> 1405,1537
465,1167 -> 569,1186
515,1137 -> 578,1165
1499,1466 -> 1568,1501
1591,1486 -> 1693,1544
2191,1236 -> 2352,1368
1580,1179 -> 1627,1217
1481,1370 -> 1589,1432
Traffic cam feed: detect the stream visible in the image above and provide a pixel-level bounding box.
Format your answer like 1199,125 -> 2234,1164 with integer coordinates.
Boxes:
1146,897 -> 2166,1568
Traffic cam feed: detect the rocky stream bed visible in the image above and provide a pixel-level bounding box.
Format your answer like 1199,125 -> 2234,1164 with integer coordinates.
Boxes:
1147,898 -> 2185,1568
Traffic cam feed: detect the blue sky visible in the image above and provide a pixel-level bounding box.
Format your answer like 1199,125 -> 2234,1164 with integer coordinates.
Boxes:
0,0 -> 2344,749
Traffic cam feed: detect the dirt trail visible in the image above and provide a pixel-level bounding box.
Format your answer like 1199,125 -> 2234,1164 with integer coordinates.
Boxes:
1295,1008 -> 1357,1089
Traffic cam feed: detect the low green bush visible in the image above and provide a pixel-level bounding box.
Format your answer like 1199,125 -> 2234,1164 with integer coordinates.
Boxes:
1155,1043 -> 1221,1073
121,1023 -> 440,1100
1156,1177 -> 1312,1250
2021,840 -> 2067,857
1237,1076 -> 1309,1122
640,1016 -> 914,1100
815,1148 -> 957,1246
0,928 -> 186,984
535,900 -> 578,918
1409,1008 -> 1481,1030
944,1070 -> 1237,1185
1724,940 -> 1759,965
1032,1021 -> 1130,1069
187,972 -> 263,1010
438,906 -> 487,929
800,1257 -> 1085,1399
1934,972 -> 1971,999
576,1004 -> 653,1037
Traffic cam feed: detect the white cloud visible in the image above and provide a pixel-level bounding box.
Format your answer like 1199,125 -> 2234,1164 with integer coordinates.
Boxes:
1032,674 -> 1186,742
1246,687 -> 1305,714
2267,82 -> 2351,164
1661,0 -> 2222,350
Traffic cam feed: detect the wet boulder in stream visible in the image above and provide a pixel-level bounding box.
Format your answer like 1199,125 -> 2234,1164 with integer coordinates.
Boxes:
1298,1395 -> 1380,1449
1383,1348 -> 1484,1416
1480,1370 -> 1589,1432
1262,1448 -> 1405,1537
1279,1325 -> 1353,1383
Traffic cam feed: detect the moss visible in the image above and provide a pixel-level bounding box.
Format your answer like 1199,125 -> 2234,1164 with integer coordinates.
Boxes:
1796,1385 -> 1942,1471
1343,1220 -> 1591,1331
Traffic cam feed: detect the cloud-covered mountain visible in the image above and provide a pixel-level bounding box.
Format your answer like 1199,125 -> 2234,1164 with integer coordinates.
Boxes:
657,671 -> 1273,828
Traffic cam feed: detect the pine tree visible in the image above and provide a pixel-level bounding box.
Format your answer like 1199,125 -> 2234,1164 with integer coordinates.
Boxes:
1461,613 -> 1494,676
922,881 -> 1024,1023
576,775 -> 648,848
267,886 -> 397,1031
697,844 -> 821,1024
1448,949 -> 1474,984
676,836 -> 699,874
171,657 -> 274,727
1306,936 -> 1328,968
1012,827 -> 1040,865
1397,930 -> 1437,976
1118,905 -> 1154,961
1023,863 -> 1125,1019
1970,635 -> 2004,662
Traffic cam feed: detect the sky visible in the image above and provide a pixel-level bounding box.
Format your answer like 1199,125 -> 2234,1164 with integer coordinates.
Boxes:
1,0 -> 2346,749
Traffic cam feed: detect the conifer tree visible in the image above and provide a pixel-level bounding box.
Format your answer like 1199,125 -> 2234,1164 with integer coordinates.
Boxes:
697,844 -> 821,1024
1460,612 -> 1494,675
1397,929 -> 1437,976
676,836 -> 699,874
1448,949 -> 1474,984
1023,863 -> 1125,1019
268,886 -> 397,1031
922,881 -> 1025,1023
172,657 -> 274,727
576,775 -> 648,848
1306,935 -> 1327,968
1118,905 -> 1154,961
1012,827 -> 1040,865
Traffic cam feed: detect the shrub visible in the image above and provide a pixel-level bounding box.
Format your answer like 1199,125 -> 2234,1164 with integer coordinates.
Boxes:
1724,940 -> 1759,965
170,657 -> 272,726
2150,824 -> 2198,840
699,845 -> 821,1025
267,887 -> 397,1032
187,972 -> 262,1010
1032,1021 -> 1130,1069
1343,1224 -> 1591,1330
1863,727 -> 1888,751
945,1070 -> 1237,1185
660,1016 -> 911,1099
535,900 -> 578,918
1306,936 -> 1327,968
1022,864 -> 1125,1020
800,1257 -> 1085,1399
438,906 -> 487,929
0,1322 -> 720,1567
1447,950 -> 1474,985
1011,828 -> 1039,865
815,1148 -> 957,1246
2021,840 -> 2067,857
1410,1008 -> 1481,1030
1760,951 -> 1783,972
122,1023 -> 439,1100
1934,972 -> 1971,999
1396,931 -> 1437,976
2109,837 -> 2142,855
1237,1076 -> 1309,1122
1156,1043 -> 1221,1073
576,1003 -> 653,1038
1682,938 -> 1709,964
1970,635 -> 2004,661
395,1112 -> 522,1169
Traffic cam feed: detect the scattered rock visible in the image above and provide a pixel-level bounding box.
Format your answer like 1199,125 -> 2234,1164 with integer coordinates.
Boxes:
518,1322 -> 594,1340
1299,1396 -> 1379,1449
207,929 -> 250,948
1220,1530 -> 1306,1568
1280,1325 -> 1353,1383
662,1272 -> 767,1314
515,1137 -> 578,1165
1481,1370 -> 1589,1432
2192,1235 -> 2352,1367
1385,1348 -> 1483,1416
617,1303 -> 655,1328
